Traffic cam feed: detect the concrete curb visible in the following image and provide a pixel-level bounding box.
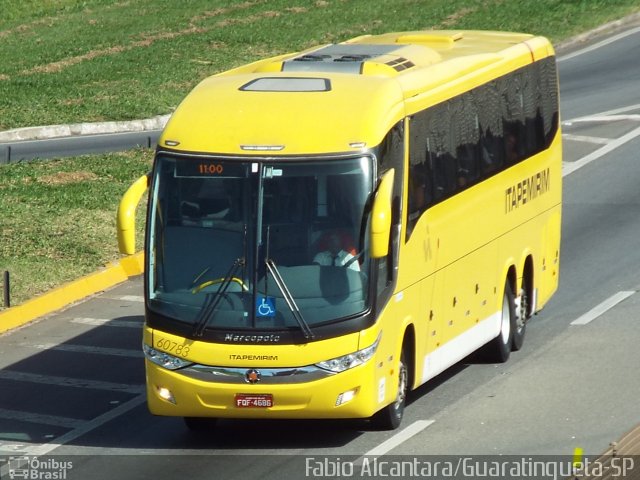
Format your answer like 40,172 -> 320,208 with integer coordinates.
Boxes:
0,114 -> 170,143
554,11 -> 640,55
0,252 -> 144,335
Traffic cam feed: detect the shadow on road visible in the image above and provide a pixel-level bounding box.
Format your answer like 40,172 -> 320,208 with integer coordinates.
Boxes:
0,313 -> 508,453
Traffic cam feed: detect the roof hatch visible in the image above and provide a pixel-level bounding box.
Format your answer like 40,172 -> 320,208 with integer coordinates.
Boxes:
260,43 -> 440,77
240,77 -> 331,92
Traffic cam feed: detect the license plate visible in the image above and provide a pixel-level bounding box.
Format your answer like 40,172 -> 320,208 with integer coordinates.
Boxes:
234,394 -> 273,408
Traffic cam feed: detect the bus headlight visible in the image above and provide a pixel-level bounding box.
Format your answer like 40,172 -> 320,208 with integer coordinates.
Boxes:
143,344 -> 193,370
315,334 -> 381,373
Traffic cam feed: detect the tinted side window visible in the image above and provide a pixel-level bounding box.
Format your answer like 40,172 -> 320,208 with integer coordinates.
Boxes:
452,94 -> 481,188
407,108 -> 435,237
539,57 -> 560,147
475,80 -> 505,175
376,122 -> 405,299
406,57 -> 559,242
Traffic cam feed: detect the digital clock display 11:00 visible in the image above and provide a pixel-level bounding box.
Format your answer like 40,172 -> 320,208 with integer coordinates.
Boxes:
174,158 -> 247,178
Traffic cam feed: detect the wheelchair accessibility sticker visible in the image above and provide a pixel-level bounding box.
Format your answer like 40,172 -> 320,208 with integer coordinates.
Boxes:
256,296 -> 276,317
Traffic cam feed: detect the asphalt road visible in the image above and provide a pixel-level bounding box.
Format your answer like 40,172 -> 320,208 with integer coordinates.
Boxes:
2,25 -> 640,480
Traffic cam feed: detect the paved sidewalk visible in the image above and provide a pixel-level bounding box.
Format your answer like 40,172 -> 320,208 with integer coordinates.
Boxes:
576,423 -> 640,479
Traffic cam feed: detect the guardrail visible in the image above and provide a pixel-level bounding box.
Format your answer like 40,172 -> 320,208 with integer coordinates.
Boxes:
0,130 -> 161,163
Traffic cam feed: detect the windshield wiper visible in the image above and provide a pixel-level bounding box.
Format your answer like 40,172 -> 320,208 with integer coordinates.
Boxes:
262,224 -> 314,340
192,257 -> 245,337
265,258 -> 314,340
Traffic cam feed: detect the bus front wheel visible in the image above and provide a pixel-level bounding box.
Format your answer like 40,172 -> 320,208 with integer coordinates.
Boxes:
371,350 -> 408,430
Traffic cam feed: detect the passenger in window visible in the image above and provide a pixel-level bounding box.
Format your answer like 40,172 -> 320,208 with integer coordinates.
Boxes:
505,132 -> 519,163
480,128 -> 503,175
409,177 -> 426,222
313,233 -> 360,271
481,142 -> 497,174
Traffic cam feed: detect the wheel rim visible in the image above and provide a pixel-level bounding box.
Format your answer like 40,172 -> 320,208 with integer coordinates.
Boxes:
515,288 -> 528,333
393,359 -> 408,417
500,291 -> 511,344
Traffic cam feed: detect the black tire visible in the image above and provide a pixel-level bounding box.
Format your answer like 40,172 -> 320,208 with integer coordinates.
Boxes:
511,278 -> 529,352
184,417 -> 217,433
371,351 -> 408,430
487,281 -> 516,363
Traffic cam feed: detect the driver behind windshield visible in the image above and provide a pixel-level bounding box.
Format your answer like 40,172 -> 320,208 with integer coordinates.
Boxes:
313,233 -> 360,271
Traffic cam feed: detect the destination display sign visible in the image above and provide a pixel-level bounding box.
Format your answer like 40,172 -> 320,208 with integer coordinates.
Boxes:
175,159 -> 247,178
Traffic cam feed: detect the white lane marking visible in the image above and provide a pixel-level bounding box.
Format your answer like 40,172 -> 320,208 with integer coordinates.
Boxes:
0,408 -> 85,429
0,370 -> 143,394
570,291 -> 635,325
22,343 -> 143,358
562,113 -> 640,126
23,394 -> 147,457
562,134 -> 610,145
563,125 -> 640,177
355,420 -> 435,463
565,104 -> 640,124
115,295 -> 144,302
558,24 -> 640,62
0,444 -> 28,453
565,114 -> 640,124
71,317 -> 141,328
581,103 -> 640,118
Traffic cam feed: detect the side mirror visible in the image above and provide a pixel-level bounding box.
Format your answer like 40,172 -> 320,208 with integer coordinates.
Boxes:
117,173 -> 150,255
370,169 -> 395,259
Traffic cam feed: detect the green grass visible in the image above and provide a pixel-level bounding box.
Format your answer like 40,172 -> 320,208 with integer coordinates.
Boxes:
1,0 -> 639,130
1,0 -> 639,307
0,150 -> 151,306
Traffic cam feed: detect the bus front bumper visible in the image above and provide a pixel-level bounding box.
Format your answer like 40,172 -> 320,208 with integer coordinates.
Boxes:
145,359 -> 383,420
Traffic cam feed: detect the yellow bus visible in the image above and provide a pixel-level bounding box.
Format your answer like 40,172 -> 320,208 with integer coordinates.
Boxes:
118,30 -> 561,431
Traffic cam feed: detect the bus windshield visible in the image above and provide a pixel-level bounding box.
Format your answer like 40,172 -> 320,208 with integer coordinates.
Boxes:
147,155 -> 374,333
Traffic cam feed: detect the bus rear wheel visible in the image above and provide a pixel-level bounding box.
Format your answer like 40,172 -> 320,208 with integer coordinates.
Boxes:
512,278 -> 529,352
371,351 -> 408,430
487,281 -> 516,363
